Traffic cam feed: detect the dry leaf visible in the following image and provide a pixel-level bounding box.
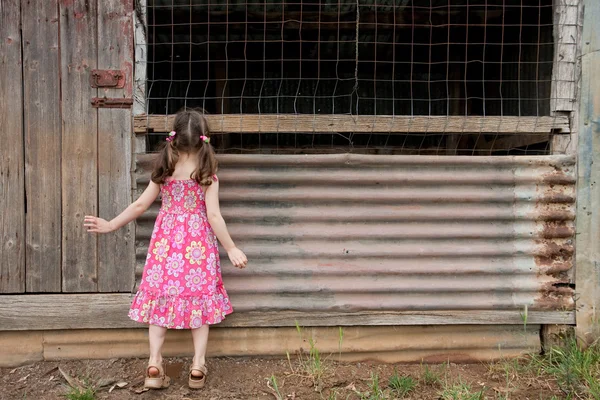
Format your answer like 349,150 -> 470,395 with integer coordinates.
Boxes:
17,374 -> 30,383
110,381 -> 128,392
58,367 -> 82,389
9,368 -> 17,374
134,387 -> 149,394
96,377 -> 118,388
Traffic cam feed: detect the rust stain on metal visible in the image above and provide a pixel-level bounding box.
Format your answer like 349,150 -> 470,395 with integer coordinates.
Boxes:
533,162 -> 576,310
91,97 -> 133,108
89,69 -> 125,88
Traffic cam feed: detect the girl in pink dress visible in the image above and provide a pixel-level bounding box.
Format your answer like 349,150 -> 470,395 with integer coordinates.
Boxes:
84,109 -> 247,390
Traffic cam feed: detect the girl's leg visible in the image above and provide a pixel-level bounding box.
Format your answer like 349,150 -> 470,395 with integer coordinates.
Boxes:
148,324 -> 168,376
191,325 -> 209,376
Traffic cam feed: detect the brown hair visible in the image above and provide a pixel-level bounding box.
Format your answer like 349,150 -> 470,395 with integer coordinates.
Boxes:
151,109 -> 218,186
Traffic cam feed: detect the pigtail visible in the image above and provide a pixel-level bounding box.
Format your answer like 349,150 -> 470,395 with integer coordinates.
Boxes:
193,139 -> 218,186
151,141 -> 179,184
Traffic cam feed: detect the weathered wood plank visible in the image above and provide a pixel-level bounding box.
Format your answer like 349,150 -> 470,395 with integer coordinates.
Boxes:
0,0 -> 25,293
97,0 -> 135,292
576,0 -> 600,345
60,0 -> 98,292
0,294 -> 576,330
133,0 -> 146,116
551,0 -> 582,113
22,0 -> 62,292
134,114 -> 570,134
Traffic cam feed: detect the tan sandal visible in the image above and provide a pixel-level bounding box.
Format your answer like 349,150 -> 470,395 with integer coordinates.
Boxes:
144,363 -> 171,389
188,364 -> 207,389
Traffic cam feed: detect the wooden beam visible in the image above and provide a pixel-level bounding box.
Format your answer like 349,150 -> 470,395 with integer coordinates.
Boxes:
134,114 -> 570,134
0,294 -> 576,331
133,0 -> 146,117
551,0 -> 581,114
576,0 -> 600,346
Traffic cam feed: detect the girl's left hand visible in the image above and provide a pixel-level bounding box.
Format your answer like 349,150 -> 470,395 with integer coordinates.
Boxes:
84,216 -> 114,233
227,247 -> 248,269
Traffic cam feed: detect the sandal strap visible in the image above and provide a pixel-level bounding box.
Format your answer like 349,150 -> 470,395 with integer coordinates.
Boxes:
189,364 -> 208,375
147,363 -> 165,377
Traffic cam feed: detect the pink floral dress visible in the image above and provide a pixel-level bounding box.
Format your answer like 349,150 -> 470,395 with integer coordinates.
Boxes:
128,177 -> 232,329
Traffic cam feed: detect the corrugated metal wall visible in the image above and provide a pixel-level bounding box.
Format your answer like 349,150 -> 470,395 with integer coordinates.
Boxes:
135,154 -> 575,320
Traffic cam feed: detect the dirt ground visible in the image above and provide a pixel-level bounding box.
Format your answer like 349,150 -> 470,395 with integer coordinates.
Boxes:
0,355 -> 565,400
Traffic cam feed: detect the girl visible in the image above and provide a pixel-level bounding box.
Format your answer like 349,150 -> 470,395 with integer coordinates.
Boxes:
84,109 -> 247,390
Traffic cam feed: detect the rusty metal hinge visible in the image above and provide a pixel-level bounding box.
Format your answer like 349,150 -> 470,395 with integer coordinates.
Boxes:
91,98 -> 133,108
90,69 -> 125,88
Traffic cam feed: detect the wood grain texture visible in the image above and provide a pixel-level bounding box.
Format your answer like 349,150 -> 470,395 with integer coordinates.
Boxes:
60,0 -> 98,292
576,0 -> 600,345
0,294 -> 575,330
134,114 -> 570,134
22,0 -> 62,292
0,0 -> 25,293
551,0 -> 581,113
133,0 -> 146,116
97,0 -> 135,292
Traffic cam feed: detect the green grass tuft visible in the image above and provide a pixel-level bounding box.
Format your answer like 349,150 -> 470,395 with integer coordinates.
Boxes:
420,364 -> 442,386
389,369 -> 417,398
64,386 -> 95,400
438,381 -> 485,400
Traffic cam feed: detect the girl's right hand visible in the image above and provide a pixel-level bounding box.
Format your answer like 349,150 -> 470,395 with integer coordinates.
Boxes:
84,216 -> 115,233
227,247 -> 248,269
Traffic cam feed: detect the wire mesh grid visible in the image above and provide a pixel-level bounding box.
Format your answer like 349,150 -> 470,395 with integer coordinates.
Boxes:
134,0 -> 580,155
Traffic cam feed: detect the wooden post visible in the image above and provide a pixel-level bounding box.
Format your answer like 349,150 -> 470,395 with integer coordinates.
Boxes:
133,0 -> 147,119
551,0 -> 583,154
60,0 -> 99,292
22,0 -> 62,292
0,0 -> 25,293
97,0 -> 135,292
575,0 -> 600,345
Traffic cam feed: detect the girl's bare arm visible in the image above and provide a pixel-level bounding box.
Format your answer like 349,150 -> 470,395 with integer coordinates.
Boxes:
84,181 -> 161,233
205,179 -> 248,268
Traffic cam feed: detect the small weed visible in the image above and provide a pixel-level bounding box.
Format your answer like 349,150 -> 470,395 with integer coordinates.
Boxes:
267,375 -> 284,400
308,337 -> 324,379
369,372 -> 384,398
389,369 -> 417,398
520,304 -> 528,331
293,322 -> 328,390
355,372 -> 385,400
439,380 -> 485,400
325,390 -> 338,400
64,386 -> 95,400
338,327 -> 344,360
420,364 -> 442,386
